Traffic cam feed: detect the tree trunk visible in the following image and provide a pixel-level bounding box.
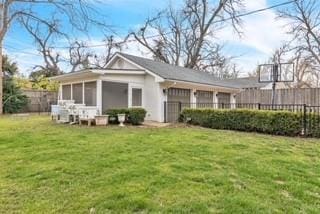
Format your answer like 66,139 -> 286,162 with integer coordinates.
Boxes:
0,43 -> 2,114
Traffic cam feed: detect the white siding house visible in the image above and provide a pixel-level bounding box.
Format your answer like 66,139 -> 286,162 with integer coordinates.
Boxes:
51,52 -> 241,122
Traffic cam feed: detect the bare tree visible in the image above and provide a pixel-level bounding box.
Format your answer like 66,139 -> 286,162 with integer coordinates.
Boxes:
267,44 -> 318,88
69,41 -> 92,72
20,17 -> 64,77
0,0 -> 109,114
127,0 -> 243,77
93,36 -> 122,69
279,0 -> 320,69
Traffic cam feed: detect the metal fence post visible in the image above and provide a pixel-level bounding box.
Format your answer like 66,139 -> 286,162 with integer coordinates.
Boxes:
303,104 -> 307,136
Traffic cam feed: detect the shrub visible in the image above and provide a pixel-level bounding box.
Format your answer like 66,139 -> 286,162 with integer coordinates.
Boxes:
103,108 -> 146,125
128,108 -> 147,125
104,109 -> 129,124
181,108 -> 303,136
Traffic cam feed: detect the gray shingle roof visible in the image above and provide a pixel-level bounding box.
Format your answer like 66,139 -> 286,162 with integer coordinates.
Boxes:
224,76 -> 269,89
118,52 -> 241,89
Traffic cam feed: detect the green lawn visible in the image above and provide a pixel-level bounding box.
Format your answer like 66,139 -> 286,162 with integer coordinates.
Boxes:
0,116 -> 320,213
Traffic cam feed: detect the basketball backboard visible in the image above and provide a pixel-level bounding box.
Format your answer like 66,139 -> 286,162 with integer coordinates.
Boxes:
278,63 -> 294,82
258,64 -> 274,83
258,63 -> 294,83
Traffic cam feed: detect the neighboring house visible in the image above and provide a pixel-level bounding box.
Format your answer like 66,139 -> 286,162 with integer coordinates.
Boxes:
51,52 -> 241,122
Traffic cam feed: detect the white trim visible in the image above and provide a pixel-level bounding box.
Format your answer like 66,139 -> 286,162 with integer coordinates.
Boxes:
70,83 -> 73,100
129,84 -> 144,108
60,79 -> 98,86
191,89 -> 197,108
58,84 -> 62,100
96,80 -> 102,115
82,81 -> 85,105
164,79 -> 240,92
92,69 -> 146,75
107,53 -> 165,82
100,78 -> 135,85
49,70 -> 92,81
213,91 -> 218,109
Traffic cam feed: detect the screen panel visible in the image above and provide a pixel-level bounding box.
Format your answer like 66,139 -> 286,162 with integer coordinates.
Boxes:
102,81 -> 128,111
62,84 -> 71,100
72,83 -> 83,104
84,81 -> 97,106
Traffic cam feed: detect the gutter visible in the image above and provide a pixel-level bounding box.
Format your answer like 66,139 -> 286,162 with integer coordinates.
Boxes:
49,70 -> 92,81
164,78 -> 241,90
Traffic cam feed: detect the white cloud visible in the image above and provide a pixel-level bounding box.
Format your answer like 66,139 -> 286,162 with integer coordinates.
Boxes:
216,0 -> 291,73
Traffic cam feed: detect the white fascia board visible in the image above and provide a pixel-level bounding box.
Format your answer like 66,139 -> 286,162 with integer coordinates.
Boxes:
164,79 -> 241,92
49,70 -> 92,81
91,69 -> 146,75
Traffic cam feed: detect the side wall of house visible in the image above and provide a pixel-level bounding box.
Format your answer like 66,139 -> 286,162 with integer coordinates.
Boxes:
144,75 -> 166,122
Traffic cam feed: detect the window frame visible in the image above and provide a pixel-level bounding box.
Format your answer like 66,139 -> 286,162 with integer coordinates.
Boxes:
131,87 -> 143,107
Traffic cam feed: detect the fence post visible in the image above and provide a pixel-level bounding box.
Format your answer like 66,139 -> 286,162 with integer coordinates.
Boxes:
164,101 -> 167,123
178,102 -> 182,113
258,103 -> 261,110
303,104 -> 307,136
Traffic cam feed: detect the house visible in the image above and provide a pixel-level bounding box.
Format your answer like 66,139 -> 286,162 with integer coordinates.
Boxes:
51,52 -> 242,122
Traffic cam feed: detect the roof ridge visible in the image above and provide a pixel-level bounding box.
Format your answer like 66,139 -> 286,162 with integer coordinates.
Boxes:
117,52 -> 221,78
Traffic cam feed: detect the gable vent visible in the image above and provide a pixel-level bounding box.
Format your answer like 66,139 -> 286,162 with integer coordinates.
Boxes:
117,59 -> 124,68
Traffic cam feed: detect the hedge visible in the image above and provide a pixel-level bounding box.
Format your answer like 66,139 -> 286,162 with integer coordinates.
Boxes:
104,108 -> 147,125
181,108 -> 303,136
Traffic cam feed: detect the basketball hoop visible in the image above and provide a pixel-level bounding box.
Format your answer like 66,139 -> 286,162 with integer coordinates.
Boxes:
258,63 -> 294,106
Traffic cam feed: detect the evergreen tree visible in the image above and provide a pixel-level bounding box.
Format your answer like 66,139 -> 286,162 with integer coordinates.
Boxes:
2,56 -> 28,113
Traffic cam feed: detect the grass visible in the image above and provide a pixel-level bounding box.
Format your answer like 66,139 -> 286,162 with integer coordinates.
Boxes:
0,116 -> 320,213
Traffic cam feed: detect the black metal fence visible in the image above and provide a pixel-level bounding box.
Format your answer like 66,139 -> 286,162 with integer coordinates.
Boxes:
164,101 -> 320,137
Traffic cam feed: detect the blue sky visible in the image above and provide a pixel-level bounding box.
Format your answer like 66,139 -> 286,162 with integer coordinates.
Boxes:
4,0 -> 292,77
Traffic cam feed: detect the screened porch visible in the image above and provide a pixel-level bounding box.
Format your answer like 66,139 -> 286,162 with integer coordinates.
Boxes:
60,80 -> 143,114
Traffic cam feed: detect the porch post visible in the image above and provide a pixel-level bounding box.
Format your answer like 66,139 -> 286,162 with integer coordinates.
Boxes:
128,84 -> 132,108
231,93 -> 236,109
58,84 -> 62,100
82,81 -> 85,105
213,91 -> 218,109
191,89 -> 197,108
70,83 -> 73,100
96,80 -> 102,115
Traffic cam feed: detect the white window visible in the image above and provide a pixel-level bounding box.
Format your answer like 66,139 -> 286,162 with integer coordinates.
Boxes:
132,88 -> 142,107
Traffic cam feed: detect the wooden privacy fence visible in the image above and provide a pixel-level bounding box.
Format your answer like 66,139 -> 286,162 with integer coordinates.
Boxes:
236,88 -> 320,105
20,90 -> 58,113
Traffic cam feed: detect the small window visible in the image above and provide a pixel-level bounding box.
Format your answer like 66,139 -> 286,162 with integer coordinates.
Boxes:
62,85 -> 71,100
132,88 -> 142,107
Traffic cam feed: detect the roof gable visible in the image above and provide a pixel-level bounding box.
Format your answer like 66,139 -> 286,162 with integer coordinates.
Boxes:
117,52 -> 241,89
108,56 -> 140,70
